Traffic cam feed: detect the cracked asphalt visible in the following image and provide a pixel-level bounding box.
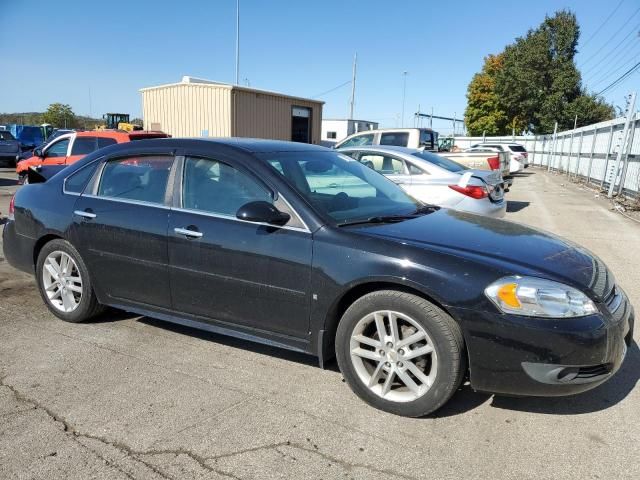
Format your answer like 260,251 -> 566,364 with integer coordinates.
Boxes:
0,167 -> 639,480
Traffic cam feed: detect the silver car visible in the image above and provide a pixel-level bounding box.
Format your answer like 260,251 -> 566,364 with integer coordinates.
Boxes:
338,146 -> 506,218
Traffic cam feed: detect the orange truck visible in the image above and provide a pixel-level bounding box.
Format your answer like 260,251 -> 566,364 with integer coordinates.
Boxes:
16,130 -> 168,182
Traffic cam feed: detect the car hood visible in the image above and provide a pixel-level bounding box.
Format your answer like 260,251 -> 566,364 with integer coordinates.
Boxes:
349,209 -> 613,301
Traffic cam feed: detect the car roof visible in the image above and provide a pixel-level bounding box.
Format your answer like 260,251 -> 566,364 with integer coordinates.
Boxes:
75,130 -> 131,140
76,137 -> 330,155
338,145 -> 423,155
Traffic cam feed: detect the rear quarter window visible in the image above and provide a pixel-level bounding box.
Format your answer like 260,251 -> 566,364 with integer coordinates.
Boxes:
509,145 -> 527,152
64,163 -> 99,194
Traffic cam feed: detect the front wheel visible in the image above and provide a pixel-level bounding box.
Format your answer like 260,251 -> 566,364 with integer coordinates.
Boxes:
336,290 -> 466,417
36,239 -> 104,323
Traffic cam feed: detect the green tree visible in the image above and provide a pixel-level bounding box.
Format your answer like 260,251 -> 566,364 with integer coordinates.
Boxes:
465,54 -> 508,136
465,10 -> 614,135
42,103 -> 77,128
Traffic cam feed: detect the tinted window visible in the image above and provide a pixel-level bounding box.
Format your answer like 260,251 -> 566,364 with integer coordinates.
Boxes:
0,131 -> 15,140
65,163 -> 98,194
98,155 -> 173,204
46,139 -> 69,158
419,130 -> 435,148
407,162 -> 425,175
71,137 -> 97,155
259,151 -> 419,224
97,137 -> 118,149
338,133 -> 374,148
182,157 -> 272,216
380,132 -> 409,146
411,151 -> 468,173
359,154 -> 405,174
509,145 -> 526,152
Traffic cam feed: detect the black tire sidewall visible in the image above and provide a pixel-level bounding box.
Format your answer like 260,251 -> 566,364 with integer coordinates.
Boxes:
336,291 -> 463,417
36,239 -> 97,323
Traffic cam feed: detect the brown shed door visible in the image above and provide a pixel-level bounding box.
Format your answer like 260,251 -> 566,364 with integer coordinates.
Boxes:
291,106 -> 311,143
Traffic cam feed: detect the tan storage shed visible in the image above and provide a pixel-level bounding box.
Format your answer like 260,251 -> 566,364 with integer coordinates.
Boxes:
140,76 -> 323,144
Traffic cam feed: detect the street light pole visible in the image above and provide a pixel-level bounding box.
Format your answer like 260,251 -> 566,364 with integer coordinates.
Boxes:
235,0 -> 240,85
401,71 -> 408,127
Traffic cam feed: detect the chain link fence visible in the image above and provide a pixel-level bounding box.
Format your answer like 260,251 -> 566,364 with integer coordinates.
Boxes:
451,112 -> 640,197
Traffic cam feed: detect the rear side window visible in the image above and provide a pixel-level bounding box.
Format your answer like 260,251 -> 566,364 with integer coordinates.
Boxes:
380,132 -> 409,146
359,154 -> 405,174
338,133 -> 374,148
509,145 -> 526,152
97,155 -> 174,204
64,163 -> 98,194
97,137 -> 118,149
71,137 -> 97,155
419,130 -> 435,149
411,151 -> 468,173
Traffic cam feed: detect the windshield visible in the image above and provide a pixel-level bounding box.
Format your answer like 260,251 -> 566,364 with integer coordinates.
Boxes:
0,131 -> 16,141
257,151 -> 420,224
509,145 -> 526,152
411,151 -> 468,172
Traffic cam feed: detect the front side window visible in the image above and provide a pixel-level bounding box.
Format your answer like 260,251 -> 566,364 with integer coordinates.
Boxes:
182,157 -> 272,216
258,151 -> 419,224
97,155 -> 173,204
46,139 -> 70,157
358,153 -> 405,175
380,132 -> 409,146
337,133 -> 374,148
71,137 -> 97,155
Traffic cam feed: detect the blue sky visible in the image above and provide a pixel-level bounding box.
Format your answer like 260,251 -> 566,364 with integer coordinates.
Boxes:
1,0 -> 638,132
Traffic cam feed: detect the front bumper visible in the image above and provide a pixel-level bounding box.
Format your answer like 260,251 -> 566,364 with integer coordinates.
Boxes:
449,288 -> 634,396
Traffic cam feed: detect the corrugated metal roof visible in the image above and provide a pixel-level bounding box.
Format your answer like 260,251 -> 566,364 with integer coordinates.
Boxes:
140,76 -> 324,105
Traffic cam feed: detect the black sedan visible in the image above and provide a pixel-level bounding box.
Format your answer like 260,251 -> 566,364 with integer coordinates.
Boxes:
2,138 -> 634,417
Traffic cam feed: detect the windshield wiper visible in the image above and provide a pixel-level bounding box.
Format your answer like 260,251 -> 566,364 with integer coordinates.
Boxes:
338,214 -> 420,227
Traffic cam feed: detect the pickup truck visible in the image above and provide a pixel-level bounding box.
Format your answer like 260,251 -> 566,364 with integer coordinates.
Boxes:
333,128 -> 511,182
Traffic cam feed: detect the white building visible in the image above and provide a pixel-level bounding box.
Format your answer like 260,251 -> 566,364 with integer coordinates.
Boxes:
321,119 -> 378,146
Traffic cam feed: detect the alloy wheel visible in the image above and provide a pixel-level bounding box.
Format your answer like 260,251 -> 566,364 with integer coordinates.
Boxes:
350,310 -> 438,403
42,251 -> 83,313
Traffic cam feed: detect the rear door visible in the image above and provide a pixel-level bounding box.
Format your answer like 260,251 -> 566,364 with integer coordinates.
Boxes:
70,153 -> 175,308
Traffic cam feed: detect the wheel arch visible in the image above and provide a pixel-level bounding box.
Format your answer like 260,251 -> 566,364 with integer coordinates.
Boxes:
318,279 -> 461,367
33,233 -> 65,269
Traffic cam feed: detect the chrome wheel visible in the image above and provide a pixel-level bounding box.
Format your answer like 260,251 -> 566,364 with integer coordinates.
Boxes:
350,310 -> 437,403
42,251 -> 83,313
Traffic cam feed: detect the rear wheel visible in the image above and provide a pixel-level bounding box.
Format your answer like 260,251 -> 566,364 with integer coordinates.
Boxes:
336,290 -> 466,417
36,239 -> 104,323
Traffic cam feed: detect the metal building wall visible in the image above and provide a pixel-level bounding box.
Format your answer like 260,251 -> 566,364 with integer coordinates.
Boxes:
141,84 -> 232,138
232,90 -> 322,143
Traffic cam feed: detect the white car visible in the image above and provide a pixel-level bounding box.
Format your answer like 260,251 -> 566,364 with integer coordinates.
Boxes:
339,146 -> 506,218
468,143 -> 529,173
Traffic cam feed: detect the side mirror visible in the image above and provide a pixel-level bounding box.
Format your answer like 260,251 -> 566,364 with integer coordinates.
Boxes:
33,148 -> 43,158
236,201 -> 290,226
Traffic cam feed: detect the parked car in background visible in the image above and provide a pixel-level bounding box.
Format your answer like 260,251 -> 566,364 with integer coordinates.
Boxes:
18,129 -> 75,161
469,143 -> 529,173
3,138 -> 633,417
16,130 -> 169,182
0,130 -> 21,167
334,128 -> 439,152
439,148 -> 511,183
339,146 -> 506,218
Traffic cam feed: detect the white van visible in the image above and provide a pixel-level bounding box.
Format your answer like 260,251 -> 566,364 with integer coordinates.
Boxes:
334,128 -> 438,152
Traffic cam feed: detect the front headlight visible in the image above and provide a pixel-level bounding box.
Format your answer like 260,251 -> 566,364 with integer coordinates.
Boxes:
485,276 -> 598,318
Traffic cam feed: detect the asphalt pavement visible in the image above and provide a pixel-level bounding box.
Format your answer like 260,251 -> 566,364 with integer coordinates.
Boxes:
0,166 -> 638,480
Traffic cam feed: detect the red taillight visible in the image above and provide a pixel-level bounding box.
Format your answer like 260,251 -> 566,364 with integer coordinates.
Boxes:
487,155 -> 500,170
8,194 -> 15,219
449,184 -> 488,199
523,152 -> 528,158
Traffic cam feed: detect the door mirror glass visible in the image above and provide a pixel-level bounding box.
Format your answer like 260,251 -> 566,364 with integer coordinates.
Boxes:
236,201 -> 290,226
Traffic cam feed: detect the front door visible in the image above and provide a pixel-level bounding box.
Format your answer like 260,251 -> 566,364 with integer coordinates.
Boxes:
70,154 -> 174,308
168,155 -> 313,338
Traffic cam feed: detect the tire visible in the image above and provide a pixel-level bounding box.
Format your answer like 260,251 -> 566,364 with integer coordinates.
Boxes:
36,239 -> 104,323
335,290 -> 466,417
